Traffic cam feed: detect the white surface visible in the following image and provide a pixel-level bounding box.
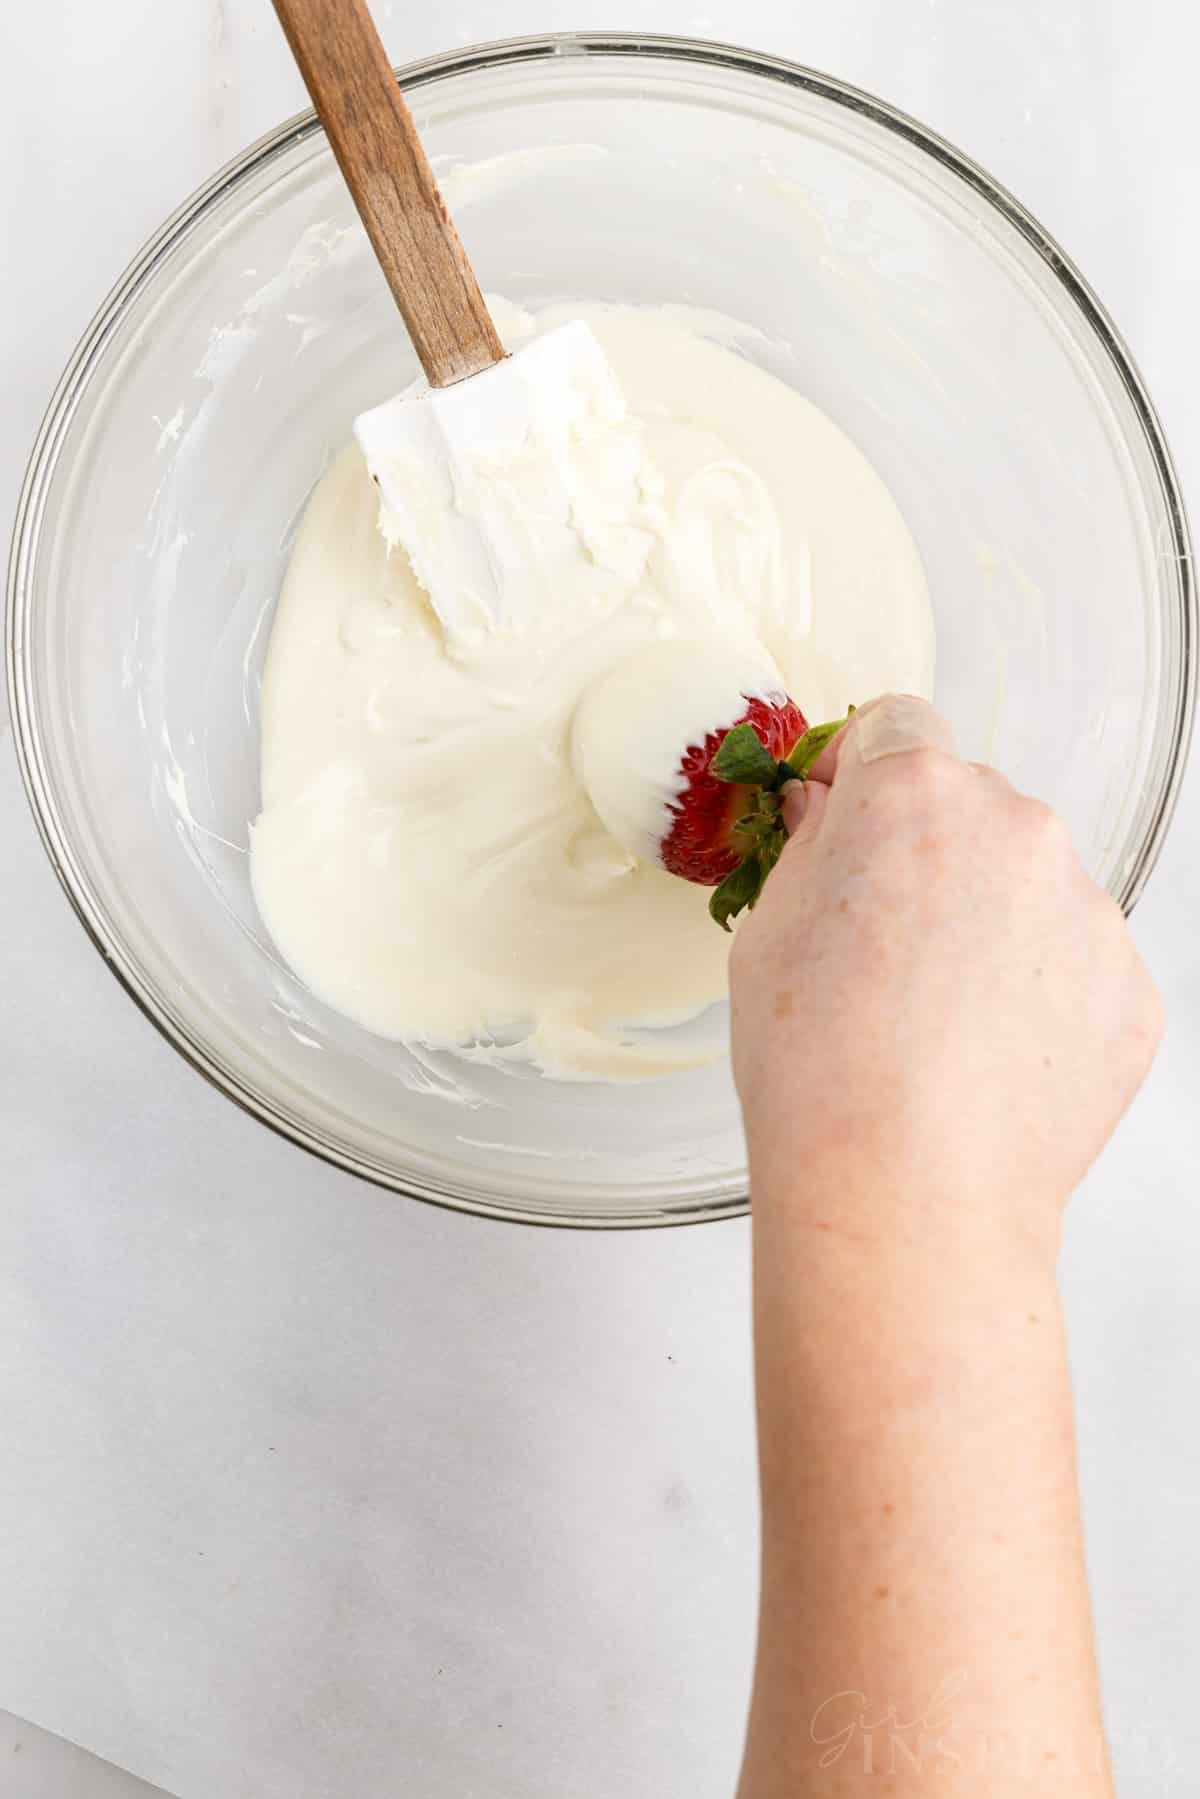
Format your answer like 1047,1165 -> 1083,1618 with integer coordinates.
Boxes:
2,2 -> 1198,1795
0,1716 -> 167,1799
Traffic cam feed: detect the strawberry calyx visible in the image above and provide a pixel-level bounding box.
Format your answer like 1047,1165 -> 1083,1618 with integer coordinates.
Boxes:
708,706 -> 856,930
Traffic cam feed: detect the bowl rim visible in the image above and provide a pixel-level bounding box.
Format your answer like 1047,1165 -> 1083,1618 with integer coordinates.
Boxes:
7,30 -> 1196,1229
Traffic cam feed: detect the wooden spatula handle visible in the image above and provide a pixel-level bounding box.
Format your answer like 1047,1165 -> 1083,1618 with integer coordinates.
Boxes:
272,0 -> 506,387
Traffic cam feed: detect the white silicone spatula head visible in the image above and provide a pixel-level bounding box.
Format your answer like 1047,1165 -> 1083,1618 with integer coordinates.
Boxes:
353,320 -> 656,641
272,0 -> 654,641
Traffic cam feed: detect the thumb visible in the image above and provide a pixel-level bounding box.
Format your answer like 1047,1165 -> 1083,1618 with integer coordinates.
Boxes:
781,778 -> 829,845
804,693 -> 956,785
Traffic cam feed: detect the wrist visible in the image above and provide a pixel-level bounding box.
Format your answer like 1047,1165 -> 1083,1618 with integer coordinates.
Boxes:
750,1198 -> 1068,1515
745,1121 -> 1064,1290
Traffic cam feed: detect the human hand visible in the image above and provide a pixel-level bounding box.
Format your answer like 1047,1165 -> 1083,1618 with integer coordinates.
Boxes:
730,695 -> 1162,1265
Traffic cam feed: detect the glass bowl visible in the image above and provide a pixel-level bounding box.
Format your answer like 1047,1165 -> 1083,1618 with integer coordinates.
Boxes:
7,34 -> 1194,1228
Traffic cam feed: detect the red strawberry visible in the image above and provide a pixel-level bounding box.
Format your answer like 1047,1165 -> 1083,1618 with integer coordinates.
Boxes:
660,695 -> 808,885
667,700 -> 856,929
570,640 -> 853,928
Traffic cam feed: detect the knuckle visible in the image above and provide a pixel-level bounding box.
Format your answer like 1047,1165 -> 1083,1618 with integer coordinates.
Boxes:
1131,962 -> 1166,1048
1085,901 -> 1163,1059
1090,885 -> 1132,947
1082,888 -> 1134,969
906,746 -> 961,788
1024,796 -> 1068,841
872,746 -> 962,807
1017,797 -> 1077,868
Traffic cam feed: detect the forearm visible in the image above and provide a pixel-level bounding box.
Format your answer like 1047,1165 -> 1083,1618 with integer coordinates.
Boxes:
738,1181 -> 1111,1797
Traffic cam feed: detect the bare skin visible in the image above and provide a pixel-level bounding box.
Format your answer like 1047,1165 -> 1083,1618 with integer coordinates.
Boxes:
732,696 -> 1162,1797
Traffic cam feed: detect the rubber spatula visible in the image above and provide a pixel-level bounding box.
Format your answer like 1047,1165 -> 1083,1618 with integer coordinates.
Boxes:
271,0 -> 654,640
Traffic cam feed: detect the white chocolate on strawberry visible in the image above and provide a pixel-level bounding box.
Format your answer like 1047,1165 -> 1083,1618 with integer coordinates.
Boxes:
571,637 -> 789,865
251,300 -> 935,1080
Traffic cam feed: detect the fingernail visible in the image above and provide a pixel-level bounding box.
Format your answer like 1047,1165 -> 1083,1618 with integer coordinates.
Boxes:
854,695 -> 958,764
780,779 -> 808,828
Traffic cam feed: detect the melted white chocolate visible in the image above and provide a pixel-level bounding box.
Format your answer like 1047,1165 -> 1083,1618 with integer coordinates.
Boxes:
251,301 -> 934,1078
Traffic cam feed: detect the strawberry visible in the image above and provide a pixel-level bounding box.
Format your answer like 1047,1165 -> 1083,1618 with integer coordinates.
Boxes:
664,701 -> 856,930
570,640 -> 853,927
660,696 -> 809,885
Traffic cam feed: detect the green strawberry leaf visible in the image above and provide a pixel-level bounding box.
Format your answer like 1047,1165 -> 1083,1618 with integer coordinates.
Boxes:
757,823 -> 788,881
732,798 -> 782,844
706,705 -> 857,930
711,722 -> 781,788
709,850 -> 765,931
709,823 -> 791,930
785,707 -> 856,781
